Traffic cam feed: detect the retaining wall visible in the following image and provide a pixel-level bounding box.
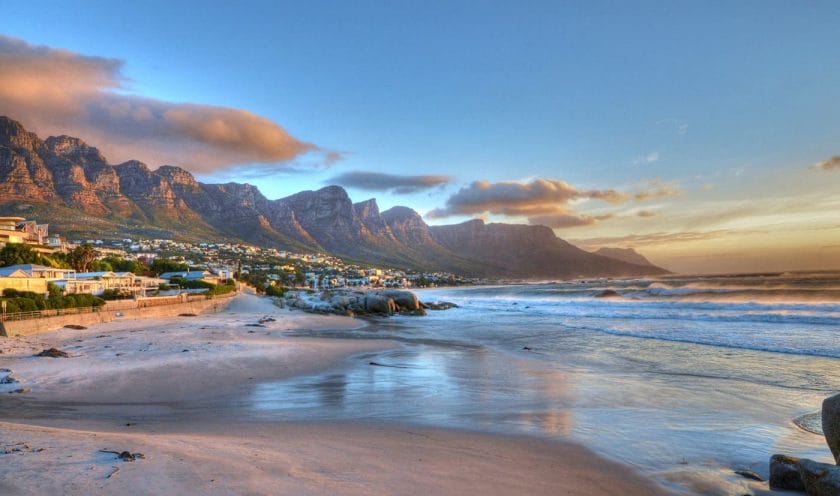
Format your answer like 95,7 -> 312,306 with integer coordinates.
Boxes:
0,295 -> 234,337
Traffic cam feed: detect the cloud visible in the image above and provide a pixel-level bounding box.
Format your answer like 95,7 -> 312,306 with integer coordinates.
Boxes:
656,118 -> 689,136
528,213 -> 615,228
427,178 -> 626,228
326,171 -> 451,194
634,179 -> 683,201
0,35 -> 326,172
633,151 -> 660,165
813,156 -> 840,171
570,230 -> 736,250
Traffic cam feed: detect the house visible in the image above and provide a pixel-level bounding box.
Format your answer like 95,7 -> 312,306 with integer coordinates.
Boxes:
0,268 -> 49,295
158,270 -> 220,285
0,217 -> 60,253
0,264 -> 76,280
58,271 -> 164,296
0,264 -> 77,296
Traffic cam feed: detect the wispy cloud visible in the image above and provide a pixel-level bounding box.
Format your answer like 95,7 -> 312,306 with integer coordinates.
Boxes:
656,118 -> 689,136
326,170 -> 452,194
427,178 -> 625,228
571,230 -> 736,250
633,179 -> 683,201
633,151 -> 660,165
812,156 -> 840,171
0,35 -> 330,172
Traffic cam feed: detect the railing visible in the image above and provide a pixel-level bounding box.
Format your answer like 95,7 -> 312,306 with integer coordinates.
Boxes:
0,290 -> 239,322
0,305 -> 102,322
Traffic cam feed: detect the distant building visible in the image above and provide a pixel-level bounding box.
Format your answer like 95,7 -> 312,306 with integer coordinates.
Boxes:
0,217 -> 63,253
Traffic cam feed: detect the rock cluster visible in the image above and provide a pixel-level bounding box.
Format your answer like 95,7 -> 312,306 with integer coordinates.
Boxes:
284,289 -> 435,317
770,392 -> 840,494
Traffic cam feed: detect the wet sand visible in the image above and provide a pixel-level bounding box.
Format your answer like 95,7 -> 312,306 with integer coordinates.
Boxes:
0,293 -> 665,495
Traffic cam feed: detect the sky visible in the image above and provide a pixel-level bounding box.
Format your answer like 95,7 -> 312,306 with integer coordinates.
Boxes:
2,0 -> 840,273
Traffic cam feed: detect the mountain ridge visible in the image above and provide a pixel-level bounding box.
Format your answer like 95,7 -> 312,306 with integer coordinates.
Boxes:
0,116 -> 668,278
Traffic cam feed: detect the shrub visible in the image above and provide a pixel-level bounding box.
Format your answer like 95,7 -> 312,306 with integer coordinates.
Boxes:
264,285 -> 286,297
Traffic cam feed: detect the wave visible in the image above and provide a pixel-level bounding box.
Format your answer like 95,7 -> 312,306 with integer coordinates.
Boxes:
420,274 -> 840,359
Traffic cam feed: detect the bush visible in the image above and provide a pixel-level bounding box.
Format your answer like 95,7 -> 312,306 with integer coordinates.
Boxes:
2,288 -> 104,314
169,277 -> 215,290
264,285 -> 286,297
208,283 -> 235,296
100,289 -> 133,300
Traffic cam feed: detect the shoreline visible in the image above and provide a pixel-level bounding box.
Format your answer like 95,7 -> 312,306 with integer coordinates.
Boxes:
0,293 -> 666,495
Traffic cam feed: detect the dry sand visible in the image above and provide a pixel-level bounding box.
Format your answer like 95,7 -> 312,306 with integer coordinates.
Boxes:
0,293 -> 666,495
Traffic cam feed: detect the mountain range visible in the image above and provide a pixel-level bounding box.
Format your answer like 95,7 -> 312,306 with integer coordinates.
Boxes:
0,116 -> 667,278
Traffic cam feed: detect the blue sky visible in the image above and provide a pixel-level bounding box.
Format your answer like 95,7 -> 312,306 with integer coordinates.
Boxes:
2,1 -> 840,272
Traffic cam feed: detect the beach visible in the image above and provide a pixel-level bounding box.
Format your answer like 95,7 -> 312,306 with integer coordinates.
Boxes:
0,293 -> 664,495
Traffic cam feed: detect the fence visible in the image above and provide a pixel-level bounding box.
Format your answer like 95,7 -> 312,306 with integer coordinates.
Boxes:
0,291 -> 236,322
0,305 -> 102,322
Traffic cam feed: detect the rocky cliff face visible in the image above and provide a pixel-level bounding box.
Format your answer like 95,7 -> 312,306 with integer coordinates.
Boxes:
594,247 -> 658,268
0,116 -> 668,278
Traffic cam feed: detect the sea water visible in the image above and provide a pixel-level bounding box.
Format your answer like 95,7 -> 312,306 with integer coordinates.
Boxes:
252,272 -> 840,494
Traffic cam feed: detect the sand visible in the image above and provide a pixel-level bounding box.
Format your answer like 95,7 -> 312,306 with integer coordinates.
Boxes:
0,293 -> 666,495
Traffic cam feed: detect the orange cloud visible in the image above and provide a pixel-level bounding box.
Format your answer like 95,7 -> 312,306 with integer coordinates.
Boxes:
633,179 -> 683,201
427,178 -> 625,228
0,35 -> 324,172
813,156 -> 840,171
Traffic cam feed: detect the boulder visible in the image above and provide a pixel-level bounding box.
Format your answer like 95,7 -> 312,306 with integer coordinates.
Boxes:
770,454 -> 805,491
798,458 -> 840,496
365,295 -> 396,315
375,290 -> 421,312
823,393 -> 840,464
330,295 -> 351,309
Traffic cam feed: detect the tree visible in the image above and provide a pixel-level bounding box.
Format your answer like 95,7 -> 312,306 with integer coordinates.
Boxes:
0,243 -> 46,267
67,244 -> 97,272
103,256 -> 147,275
151,258 -> 189,274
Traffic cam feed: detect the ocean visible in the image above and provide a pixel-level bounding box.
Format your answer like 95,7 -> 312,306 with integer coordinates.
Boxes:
253,272 -> 840,494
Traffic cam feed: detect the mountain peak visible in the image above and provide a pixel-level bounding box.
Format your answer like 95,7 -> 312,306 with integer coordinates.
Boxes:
0,116 -> 39,149
156,165 -> 199,187
381,206 -> 421,222
0,115 -> 26,134
45,135 -> 107,164
353,198 -> 381,219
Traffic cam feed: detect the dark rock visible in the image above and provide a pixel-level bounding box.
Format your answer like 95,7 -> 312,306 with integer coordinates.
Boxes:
34,348 -> 69,358
245,323 -> 266,327
595,290 -> 621,298
823,393 -> 840,464
258,317 -> 276,324
798,458 -> 840,496
0,372 -> 17,384
178,313 -> 197,317
100,449 -> 145,462
769,454 -> 805,492
734,469 -> 764,482
424,301 -> 458,311
8,388 -> 30,394
63,324 -> 87,330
